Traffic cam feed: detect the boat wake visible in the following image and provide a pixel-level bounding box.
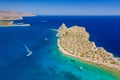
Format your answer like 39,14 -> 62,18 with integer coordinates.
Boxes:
23,44 -> 32,56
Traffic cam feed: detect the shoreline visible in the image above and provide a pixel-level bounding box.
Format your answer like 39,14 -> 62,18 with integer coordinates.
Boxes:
0,24 -> 30,27
0,10 -> 35,20
0,17 -> 23,21
0,15 -> 36,20
57,38 -> 120,78
0,16 -> 33,27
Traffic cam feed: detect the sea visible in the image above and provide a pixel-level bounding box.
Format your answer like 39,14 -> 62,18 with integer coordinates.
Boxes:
0,16 -> 120,80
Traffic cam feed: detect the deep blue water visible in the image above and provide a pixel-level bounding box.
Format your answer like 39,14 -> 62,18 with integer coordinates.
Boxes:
0,16 -> 120,80
31,16 -> 120,57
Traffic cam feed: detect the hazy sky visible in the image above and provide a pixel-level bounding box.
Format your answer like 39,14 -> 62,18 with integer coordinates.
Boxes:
0,0 -> 120,15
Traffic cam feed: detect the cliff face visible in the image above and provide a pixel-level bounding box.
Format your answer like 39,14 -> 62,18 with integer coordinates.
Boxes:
57,23 -> 120,71
0,10 -> 34,20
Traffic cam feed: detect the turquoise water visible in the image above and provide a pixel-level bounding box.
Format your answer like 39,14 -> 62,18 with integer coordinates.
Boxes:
0,16 -> 119,80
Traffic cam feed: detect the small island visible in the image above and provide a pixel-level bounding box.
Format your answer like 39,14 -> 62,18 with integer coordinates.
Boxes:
57,23 -> 120,72
0,10 -> 35,27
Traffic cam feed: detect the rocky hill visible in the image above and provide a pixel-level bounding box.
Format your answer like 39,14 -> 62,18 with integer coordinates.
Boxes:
0,10 -> 34,20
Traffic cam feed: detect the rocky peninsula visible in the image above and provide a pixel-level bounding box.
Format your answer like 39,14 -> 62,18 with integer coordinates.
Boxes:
57,23 -> 120,72
0,10 -> 35,26
0,10 -> 34,20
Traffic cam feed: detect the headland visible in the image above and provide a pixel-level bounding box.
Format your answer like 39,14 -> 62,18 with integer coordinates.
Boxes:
0,10 -> 35,26
57,23 -> 120,74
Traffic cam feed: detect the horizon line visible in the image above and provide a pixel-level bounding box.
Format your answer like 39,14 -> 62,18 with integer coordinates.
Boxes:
35,15 -> 120,16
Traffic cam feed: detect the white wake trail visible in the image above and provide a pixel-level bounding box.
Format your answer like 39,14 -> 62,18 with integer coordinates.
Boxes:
23,44 -> 32,56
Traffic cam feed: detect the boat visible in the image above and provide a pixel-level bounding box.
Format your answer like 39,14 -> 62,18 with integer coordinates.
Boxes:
79,67 -> 83,70
45,38 -> 48,40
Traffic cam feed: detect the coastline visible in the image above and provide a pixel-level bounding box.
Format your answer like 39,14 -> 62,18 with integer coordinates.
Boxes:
57,39 -> 120,78
0,16 -> 33,27
0,11 -> 35,27
56,23 -> 120,78
0,15 -> 35,20
0,24 -> 30,27
0,17 -> 23,20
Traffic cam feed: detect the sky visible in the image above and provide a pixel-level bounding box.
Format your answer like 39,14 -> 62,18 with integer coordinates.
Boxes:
0,0 -> 120,15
